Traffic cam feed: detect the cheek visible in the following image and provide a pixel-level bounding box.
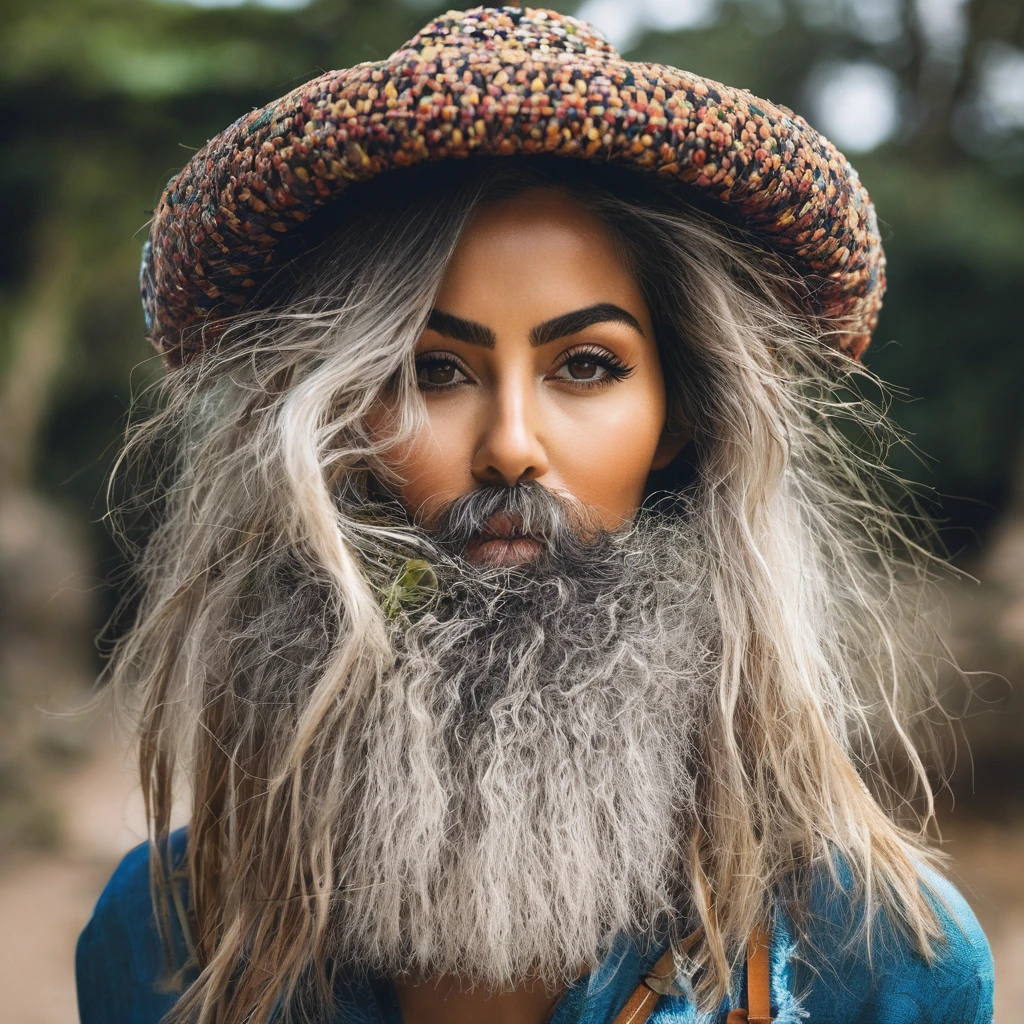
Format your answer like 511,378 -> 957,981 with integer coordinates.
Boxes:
546,382 -> 666,524
372,399 -> 477,521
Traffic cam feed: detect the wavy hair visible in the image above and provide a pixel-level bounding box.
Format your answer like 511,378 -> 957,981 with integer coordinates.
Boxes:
104,157 -> 950,1022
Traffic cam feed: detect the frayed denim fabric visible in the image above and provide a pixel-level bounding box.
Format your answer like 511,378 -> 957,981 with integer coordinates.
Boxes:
76,828 -> 994,1024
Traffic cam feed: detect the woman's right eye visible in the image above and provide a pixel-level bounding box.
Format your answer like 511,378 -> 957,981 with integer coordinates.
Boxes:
415,356 -> 469,390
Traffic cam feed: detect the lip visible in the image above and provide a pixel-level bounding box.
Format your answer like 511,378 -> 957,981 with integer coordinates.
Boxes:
477,511 -> 527,541
465,512 -> 544,566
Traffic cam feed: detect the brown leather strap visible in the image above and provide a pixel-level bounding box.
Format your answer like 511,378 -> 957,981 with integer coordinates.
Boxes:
611,925 -> 773,1024
608,972 -> 660,1024
745,925 -> 773,1024
608,944 -> 677,1024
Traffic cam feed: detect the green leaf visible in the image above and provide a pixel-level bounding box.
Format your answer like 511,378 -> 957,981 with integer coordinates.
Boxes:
381,558 -> 438,620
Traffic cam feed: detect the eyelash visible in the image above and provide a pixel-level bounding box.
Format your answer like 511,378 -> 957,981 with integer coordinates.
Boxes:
414,346 -> 636,392
550,345 -> 636,388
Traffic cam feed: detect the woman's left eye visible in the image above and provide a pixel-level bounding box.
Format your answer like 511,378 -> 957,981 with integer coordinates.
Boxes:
550,350 -> 634,386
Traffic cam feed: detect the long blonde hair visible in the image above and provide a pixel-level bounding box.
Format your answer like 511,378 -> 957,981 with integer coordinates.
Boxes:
105,157 -> 949,1022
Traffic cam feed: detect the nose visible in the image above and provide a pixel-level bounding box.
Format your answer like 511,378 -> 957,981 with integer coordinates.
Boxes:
471,382 -> 550,487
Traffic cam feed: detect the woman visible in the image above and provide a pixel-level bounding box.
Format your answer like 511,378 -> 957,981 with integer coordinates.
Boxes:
77,7 -> 993,1024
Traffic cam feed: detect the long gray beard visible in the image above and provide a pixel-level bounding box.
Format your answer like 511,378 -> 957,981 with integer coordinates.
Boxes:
332,485 -> 717,989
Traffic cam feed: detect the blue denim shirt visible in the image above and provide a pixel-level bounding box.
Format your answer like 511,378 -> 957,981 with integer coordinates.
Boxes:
76,828 -> 994,1023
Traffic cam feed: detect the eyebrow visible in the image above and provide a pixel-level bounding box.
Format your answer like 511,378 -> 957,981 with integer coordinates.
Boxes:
530,302 -> 645,346
425,308 -> 496,348
426,302 -> 645,349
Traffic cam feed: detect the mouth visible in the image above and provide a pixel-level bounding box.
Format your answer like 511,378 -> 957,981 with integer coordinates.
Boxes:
464,511 -> 545,567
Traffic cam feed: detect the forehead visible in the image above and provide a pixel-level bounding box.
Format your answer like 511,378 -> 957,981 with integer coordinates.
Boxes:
456,186 -> 616,257
433,187 -> 652,334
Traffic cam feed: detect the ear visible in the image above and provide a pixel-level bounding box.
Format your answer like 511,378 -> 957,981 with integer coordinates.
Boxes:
650,422 -> 691,472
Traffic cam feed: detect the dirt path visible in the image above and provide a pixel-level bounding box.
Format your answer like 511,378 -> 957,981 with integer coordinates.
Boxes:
0,741 -> 1018,1022
0,733 -> 149,1024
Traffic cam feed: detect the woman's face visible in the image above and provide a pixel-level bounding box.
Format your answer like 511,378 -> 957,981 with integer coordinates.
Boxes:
368,186 -> 687,563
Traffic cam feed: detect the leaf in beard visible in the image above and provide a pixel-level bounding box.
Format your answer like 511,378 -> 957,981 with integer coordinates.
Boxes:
381,558 -> 439,620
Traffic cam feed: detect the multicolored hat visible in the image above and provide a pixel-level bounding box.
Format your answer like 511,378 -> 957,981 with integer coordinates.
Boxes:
141,4 -> 885,367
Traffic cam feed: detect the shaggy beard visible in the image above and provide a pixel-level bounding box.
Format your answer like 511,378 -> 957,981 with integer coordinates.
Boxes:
333,483 -> 717,990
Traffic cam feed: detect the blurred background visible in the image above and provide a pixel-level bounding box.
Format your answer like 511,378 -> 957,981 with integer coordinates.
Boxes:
1,0 -> 1022,1019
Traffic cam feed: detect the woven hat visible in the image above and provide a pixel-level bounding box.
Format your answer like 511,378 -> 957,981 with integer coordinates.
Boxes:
141,4 -> 885,367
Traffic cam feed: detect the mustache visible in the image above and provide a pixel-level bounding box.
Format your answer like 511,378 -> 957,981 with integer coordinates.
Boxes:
425,481 -> 607,558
